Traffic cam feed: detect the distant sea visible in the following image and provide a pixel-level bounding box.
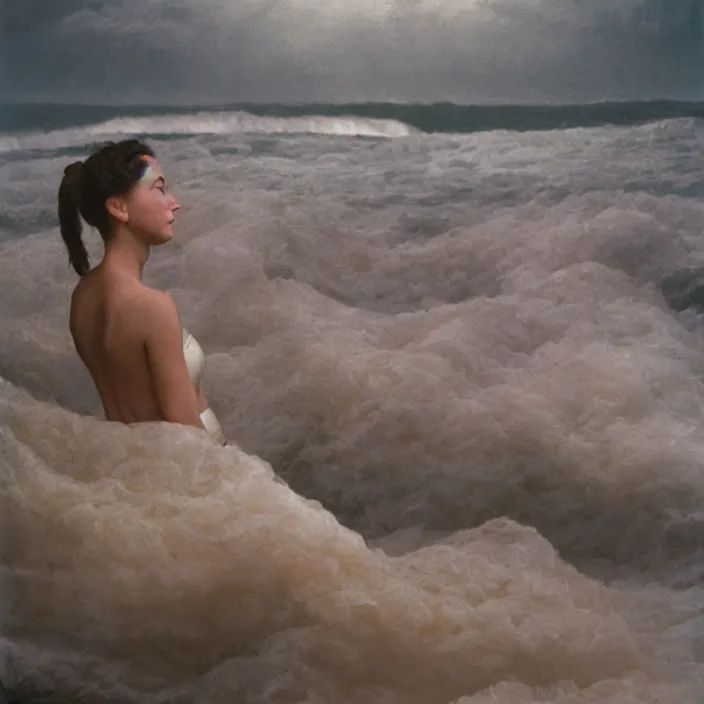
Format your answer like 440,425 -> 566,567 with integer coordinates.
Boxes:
2,98 -> 704,135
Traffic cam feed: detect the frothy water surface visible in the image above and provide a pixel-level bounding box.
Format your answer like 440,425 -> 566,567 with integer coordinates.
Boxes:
1,114 -> 704,702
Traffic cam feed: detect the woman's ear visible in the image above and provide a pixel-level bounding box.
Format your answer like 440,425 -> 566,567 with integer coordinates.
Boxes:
105,195 -> 129,224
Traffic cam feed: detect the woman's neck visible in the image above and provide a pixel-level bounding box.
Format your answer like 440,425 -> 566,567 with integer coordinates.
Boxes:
102,228 -> 150,281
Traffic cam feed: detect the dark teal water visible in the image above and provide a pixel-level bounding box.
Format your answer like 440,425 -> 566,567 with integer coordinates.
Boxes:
2,99 -> 704,136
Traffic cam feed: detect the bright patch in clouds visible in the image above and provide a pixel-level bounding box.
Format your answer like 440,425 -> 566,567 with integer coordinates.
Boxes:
5,0 -> 703,103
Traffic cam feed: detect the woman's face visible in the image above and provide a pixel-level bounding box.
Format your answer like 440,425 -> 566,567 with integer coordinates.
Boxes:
126,156 -> 181,244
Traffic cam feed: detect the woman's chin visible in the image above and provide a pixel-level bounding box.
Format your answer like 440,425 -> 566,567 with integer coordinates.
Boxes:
154,227 -> 175,245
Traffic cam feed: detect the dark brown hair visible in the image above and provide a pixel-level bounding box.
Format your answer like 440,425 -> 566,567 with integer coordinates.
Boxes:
58,139 -> 155,276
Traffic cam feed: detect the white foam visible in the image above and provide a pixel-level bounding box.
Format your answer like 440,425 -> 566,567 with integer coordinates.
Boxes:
2,122 -> 704,701
3,377 -> 702,701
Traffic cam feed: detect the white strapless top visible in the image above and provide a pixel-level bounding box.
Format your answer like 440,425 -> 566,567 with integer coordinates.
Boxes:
182,328 -> 225,443
182,328 -> 206,388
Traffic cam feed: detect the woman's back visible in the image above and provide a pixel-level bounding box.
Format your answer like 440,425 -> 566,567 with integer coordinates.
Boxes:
70,269 -> 163,424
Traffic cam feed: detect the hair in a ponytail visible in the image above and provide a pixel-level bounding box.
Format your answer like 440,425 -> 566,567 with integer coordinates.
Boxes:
57,139 -> 155,277
58,161 -> 90,276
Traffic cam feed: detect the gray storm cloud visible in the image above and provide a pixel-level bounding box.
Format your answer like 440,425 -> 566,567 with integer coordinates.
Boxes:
4,0 -> 703,103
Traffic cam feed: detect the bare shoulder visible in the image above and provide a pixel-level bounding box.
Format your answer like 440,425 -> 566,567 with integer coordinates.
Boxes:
68,271 -> 99,332
129,287 -> 182,337
69,270 -> 96,307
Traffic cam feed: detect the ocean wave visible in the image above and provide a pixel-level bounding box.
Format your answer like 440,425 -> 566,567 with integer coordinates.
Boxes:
3,100 -> 704,153
0,110 -> 417,153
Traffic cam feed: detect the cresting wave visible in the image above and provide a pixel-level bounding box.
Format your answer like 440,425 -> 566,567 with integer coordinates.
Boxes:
3,101 -> 704,155
0,110 -> 417,153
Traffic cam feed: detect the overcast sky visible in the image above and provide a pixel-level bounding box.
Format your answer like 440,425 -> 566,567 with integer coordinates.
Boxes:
4,0 -> 703,104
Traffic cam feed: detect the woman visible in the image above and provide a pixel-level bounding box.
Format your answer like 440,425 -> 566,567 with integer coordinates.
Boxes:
58,139 -> 226,444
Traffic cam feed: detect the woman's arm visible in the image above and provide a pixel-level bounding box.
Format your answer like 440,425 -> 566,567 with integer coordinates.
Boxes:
139,291 -> 205,430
